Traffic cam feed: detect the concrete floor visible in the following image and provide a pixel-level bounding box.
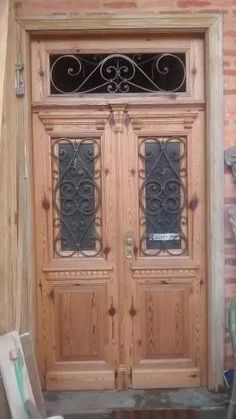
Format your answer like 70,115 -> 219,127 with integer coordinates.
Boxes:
62,413 -> 227,419
44,388 -> 228,418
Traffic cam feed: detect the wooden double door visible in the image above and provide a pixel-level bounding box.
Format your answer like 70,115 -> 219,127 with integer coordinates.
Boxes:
33,103 -> 206,390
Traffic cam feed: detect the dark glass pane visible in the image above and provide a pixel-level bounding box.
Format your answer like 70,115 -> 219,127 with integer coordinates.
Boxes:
50,53 -> 186,95
58,142 -> 95,251
139,137 -> 188,256
52,138 -> 102,257
145,141 -> 181,250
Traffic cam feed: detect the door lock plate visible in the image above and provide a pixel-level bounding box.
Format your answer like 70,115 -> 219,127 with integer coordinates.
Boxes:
125,231 -> 134,259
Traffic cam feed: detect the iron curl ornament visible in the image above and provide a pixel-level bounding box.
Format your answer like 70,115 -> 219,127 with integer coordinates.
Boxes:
50,53 -> 186,94
51,137 -> 102,258
138,137 -> 188,256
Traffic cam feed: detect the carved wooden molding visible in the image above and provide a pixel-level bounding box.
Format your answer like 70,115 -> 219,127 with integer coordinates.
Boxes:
109,104 -> 128,133
184,115 -> 198,129
17,14 -> 219,32
128,111 -> 198,131
225,146 -> 236,183
44,269 -> 111,280
38,111 -> 109,132
131,268 -> 197,278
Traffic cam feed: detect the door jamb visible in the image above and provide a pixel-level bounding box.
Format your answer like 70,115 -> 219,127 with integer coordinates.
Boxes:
16,13 -> 224,390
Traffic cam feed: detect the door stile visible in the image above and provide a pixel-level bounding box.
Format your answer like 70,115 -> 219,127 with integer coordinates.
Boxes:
121,110 -> 140,388
32,111 -> 50,386
189,110 -> 207,383
101,112 -> 120,384
110,104 -> 131,388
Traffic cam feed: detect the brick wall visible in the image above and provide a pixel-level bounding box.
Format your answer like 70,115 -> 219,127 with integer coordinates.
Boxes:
15,0 -> 236,369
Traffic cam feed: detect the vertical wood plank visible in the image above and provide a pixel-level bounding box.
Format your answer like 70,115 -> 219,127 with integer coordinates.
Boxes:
0,0 -> 35,341
15,25 -> 36,339
0,0 -> 9,133
0,0 -> 18,333
205,15 -> 225,390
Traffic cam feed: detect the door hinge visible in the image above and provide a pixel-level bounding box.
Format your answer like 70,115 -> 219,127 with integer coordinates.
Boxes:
15,64 -> 25,97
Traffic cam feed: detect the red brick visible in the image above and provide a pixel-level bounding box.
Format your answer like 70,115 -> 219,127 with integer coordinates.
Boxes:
138,0 -> 177,7
224,49 -> 236,56
224,89 -> 236,94
225,342 -> 233,354
225,30 -> 236,37
101,1 -> 137,8
226,258 -> 236,266
225,334 -> 231,343
225,283 -> 236,298
225,197 -> 236,204
225,238 -> 235,246
212,0 -> 236,6
226,277 -> 236,283
198,8 -> 227,13
224,69 -> 236,76
15,0 -> 100,14
177,0 -> 211,6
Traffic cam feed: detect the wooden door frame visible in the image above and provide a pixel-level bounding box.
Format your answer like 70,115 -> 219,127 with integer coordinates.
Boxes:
15,13 -> 224,390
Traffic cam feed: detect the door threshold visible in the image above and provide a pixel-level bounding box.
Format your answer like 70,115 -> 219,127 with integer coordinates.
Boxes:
49,410 -> 227,419
45,387 -> 227,416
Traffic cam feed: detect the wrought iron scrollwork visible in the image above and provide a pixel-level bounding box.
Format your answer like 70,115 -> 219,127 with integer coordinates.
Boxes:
139,137 -> 188,256
50,53 -> 186,94
52,138 -> 102,257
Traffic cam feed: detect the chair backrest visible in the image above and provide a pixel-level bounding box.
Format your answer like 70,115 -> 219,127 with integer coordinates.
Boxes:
0,332 -> 46,419
229,299 -> 236,358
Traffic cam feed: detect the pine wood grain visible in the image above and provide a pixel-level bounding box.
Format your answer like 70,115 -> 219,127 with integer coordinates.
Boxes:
31,36 -> 206,390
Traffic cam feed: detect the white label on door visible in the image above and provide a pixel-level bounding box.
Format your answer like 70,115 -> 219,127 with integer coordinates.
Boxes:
149,233 -> 181,241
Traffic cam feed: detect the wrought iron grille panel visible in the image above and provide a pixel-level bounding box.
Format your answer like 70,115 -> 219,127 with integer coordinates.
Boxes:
139,137 -> 188,256
50,53 -> 186,94
52,138 -> 102,257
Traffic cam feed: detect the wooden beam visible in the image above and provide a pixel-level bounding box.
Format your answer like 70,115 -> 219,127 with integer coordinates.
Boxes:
0,0 -> 18,333
0,0 -> 9,136
0,0 -> 35,337
15,24 -> 36,339
205,15 -> 225,391
16,13 -> 218,33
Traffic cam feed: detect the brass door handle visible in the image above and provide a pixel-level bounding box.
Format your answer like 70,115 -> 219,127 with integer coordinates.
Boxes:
125,230 -> 134,259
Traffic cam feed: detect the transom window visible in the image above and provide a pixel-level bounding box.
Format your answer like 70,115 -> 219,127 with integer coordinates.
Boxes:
49,53 -> 186,95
